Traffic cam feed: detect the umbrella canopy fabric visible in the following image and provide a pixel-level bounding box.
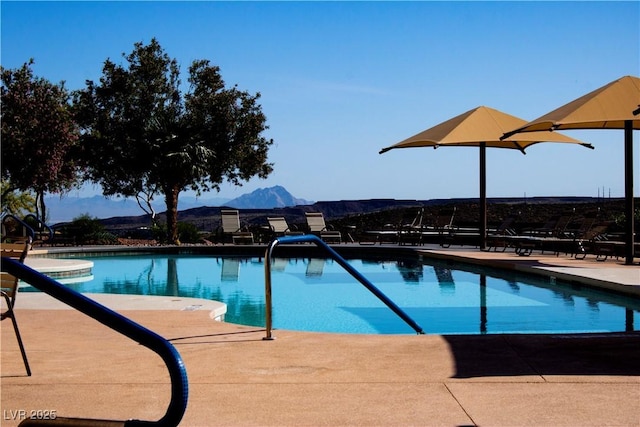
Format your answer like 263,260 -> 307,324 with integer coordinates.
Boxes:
502,75 -> 640,265
380,106 -> 593,154
502,76 -> 640,135
379,106 -> 592,250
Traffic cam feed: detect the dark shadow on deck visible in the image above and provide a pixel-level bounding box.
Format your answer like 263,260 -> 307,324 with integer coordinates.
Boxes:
444,332 -> 640,378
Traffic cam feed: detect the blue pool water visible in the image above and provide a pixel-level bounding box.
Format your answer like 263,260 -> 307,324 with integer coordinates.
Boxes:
28,254 -> 640,335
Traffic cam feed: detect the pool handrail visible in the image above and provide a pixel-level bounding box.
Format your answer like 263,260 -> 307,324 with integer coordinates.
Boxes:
1,256 -> 188,427
23,213 -> 54,243
264,234 -> 425,338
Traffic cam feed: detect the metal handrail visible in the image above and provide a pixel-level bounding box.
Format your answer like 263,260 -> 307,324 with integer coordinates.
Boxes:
263,234 -> 424,339
1,257 -> 188,427
23,213 -> 54,242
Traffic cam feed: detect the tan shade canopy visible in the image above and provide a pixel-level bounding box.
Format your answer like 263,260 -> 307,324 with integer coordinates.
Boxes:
379,106 -> 592,250
502,75 -> 640,265
502,76 -> 640,137
379,106 -> 592,154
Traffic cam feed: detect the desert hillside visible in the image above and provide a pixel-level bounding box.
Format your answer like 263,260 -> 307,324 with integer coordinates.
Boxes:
100,197 -> 633,238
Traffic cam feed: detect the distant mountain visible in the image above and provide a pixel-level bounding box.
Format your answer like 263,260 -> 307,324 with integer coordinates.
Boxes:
44,194 -> 231,223
225,185 -> 313,209
44,185 -> 311,223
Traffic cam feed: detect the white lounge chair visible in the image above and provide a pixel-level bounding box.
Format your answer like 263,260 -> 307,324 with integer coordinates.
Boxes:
220,210 -> 254,244
267,217 -> 303,238
304,212 -> 341,244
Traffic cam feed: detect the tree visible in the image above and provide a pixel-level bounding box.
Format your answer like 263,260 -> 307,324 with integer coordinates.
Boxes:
1,60 -> 81,222
1,179 -> 36,217
73,39 -> 273,244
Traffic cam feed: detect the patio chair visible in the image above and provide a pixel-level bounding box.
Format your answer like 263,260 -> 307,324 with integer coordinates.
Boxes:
432,207 -> 458,248
398,208 -> 425,246
485,214 -> 519,252
522,214 -> 572,237
267,217 -> 303,239
572,222 -> 612,260
593,239 -> 640,262
357,223 -> 398,245
549,215 -> 573,238
304,212 -> 342,244
220,209 -> 254,244
1,238 -> 32,376
533,215 -> 599,256
402,207 -> 424,230
562,216 -> 597,240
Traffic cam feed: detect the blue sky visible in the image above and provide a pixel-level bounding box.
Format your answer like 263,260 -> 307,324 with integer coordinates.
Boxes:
2,1 -> 639,204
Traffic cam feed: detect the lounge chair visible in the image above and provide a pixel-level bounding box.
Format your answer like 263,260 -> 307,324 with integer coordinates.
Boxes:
267,217 -> 303,239
398,208 -> 425,246
427,207 -> 458,247
220,209 -> 254,244
572,223 -> 612,260
357,223 -> 398,245
1,238 -> 32,376
561,216 -> 597,240
552,215 -> 575,238
485,214 -> 518,252
593,238 -> 640,262
438,207 -> 456,228
522,214 -> 572,238
304,212 -> 342,244
516,215 -> 600,257
403,207 -> 425,230
532,215 -> 598,256
507,214 -> 573,255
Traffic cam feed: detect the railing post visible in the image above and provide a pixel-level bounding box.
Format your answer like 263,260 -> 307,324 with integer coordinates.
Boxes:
264,234 -> 424,338
1,257 -> 188,427
263,239 -> 278,340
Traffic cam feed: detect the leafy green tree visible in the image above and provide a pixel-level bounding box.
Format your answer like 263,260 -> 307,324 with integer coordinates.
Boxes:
1,60 -> 82,223
73,39 -> 273,244
1,179 -> 36,217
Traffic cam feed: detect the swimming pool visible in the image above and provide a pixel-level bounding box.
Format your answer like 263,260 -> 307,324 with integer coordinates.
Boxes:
26,253 -> 640,335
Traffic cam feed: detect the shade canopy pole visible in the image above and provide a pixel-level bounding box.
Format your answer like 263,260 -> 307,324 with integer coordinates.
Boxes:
624,120 -> 634,265
480,142 -> 487,250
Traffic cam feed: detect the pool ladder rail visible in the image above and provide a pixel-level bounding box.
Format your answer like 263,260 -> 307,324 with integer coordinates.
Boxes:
1,257 -> 188,427
263,234 -> 425,338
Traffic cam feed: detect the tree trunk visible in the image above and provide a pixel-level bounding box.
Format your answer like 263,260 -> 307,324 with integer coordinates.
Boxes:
36,190 -> 47,223
135,192 -> 157,227
164,186 -> 180,244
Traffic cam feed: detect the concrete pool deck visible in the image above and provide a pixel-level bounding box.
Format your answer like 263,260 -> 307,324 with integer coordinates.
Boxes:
2,244 -> 639,426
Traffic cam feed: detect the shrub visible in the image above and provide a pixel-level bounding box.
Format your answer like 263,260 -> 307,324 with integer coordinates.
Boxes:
177,222 -> 201,244
145,222 -> 201,244
151,223 -> 168,244
68,214 -> 118,245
